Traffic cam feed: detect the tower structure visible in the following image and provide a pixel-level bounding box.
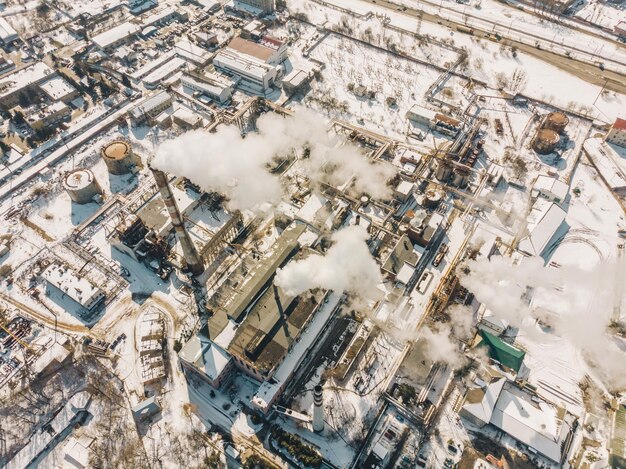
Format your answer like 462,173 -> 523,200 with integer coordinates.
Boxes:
150,167 -> 204,276
312,385 -> 324,433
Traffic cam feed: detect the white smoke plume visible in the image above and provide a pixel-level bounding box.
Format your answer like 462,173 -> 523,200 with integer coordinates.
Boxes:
153,108 -> 395,210
420,324 -> 468,369
460,255 -> 626,389
274,225 -> 382,299
153,124 -> 283,211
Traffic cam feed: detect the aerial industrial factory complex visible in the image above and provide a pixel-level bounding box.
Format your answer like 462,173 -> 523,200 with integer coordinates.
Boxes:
0,0 -> 625,467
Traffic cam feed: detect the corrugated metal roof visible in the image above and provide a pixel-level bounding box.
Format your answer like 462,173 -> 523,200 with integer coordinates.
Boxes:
479,330 -> 525,372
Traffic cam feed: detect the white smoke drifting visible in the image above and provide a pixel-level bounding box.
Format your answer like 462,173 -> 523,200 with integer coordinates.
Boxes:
274,225 -> 382,299
153,108 -> 395,210
460,255 -> 626,389
420,324 -> 468,369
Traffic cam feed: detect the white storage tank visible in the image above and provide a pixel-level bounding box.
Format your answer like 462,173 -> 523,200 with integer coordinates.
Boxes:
64,169 -> 102,204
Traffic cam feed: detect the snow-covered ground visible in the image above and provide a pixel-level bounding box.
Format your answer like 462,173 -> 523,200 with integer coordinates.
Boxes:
290,0 -> 626,123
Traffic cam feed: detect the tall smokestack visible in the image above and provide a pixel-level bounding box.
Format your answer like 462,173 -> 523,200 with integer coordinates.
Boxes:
150,167 -> 204,276
312,385 -> 324,433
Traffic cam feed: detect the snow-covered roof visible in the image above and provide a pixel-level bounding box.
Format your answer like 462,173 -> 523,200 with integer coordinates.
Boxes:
92,22 -> 140,49
490,385 -> 573,463
142,6 -> 178,27
129,90 -> 172,120
42,263 -> 105,310
481,310 -> 509,332
131,51 -> 175,80
518,202 -> 566,257
142,57 -> 185,86
406,104 -> 437,122
181,72 -> 234,100
532,175 -> 569,202
282,68 -> 309,88
179,335 -> 231,381
0,17 -> 18,43
39,76 -> 77,101
0,62 -> 54,100
174,39 -> 212,65
396,263 -> 415,285
462,377 -> 505,425
296,192 -> 328,225
213,49 -> 276,82
64,435 -> 95,469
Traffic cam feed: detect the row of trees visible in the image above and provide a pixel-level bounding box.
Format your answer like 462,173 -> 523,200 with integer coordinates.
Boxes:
271,428 -> 322,468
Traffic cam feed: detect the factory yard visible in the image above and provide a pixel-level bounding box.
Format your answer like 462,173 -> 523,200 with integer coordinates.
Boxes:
0,0 -> 626,466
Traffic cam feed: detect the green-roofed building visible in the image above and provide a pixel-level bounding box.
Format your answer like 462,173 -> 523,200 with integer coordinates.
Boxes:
478,330 -> 525,373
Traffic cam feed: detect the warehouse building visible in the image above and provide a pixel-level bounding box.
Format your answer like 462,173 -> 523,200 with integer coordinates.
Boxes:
181,71 -> 235,103
42,264 -> 105,312
213,49 -> 279,94
128,90 -> 173,125
0,17 -> 18,46
460,378 -> 578,465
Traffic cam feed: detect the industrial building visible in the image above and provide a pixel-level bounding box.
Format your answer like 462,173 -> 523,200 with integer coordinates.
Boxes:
181,71 -> 236,103
0,62 -> 55,110
381,234 -> 421,285
38,76 -> 80,104
460,378 -> 578,465
20,101 -> 71,131
41,263 -> 106,312
226,36 -> 288,66
518,202 -> 566,257
174,38 -> 213,67
225,0 -> 275,14
92,22 -> 141,51
281,69 -> 312,94
177,224 -> 341,413
406,105 -> 462,136
0,17 -> 18,46
129,91 -> 174,125
6,392 -> 93,469
213,49 -> 280,94
531,175 -> 569,204
179,334 -> 234,388
606,117 -> 626,148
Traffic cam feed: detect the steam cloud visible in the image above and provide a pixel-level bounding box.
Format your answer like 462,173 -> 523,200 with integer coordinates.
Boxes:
460,255 -> 626,389
153,108 -> 395,211
274,225 -> 382,298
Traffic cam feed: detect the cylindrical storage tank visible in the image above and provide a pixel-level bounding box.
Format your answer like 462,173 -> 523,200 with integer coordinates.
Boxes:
424,188 -> 443,209
544,112 -> 569,134
534,129 -> 560,155
435,160 -> 453,182
101,140 -> 133,175
63,169 -> 102,204
360,196 -> 370,207
452,167 -> 470,188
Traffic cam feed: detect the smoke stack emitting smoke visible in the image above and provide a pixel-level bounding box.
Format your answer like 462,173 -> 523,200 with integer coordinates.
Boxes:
153,108 -> 395,211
